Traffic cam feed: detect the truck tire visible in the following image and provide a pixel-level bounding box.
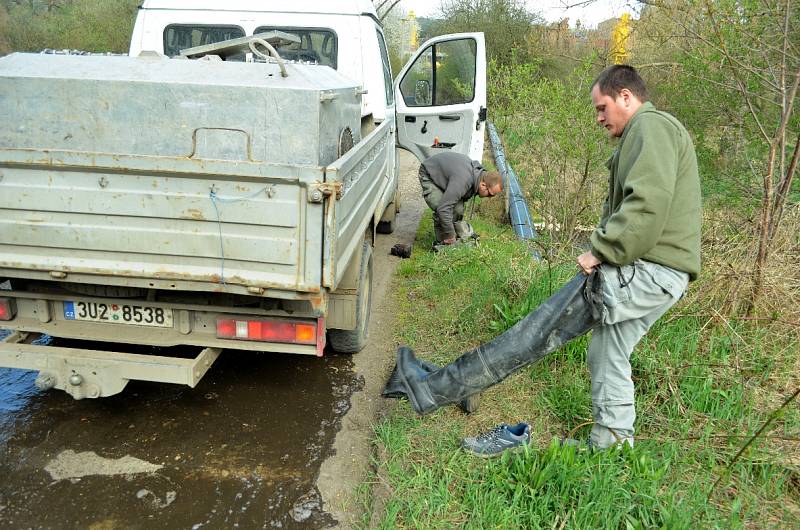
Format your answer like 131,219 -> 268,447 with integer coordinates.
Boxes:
376,212 -> 395,234
376,189 -> 399,234
328,240 -> 373,353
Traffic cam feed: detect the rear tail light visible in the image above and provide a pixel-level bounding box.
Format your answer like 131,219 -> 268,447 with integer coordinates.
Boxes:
0,298 -> 16,321
216,317 -> 324,354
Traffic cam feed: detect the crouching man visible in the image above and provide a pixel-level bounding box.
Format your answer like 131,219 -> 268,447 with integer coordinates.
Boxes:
418,151 -> 503,248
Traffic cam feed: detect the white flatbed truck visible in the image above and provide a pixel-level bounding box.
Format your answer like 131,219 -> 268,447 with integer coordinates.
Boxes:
0,0 -> 487,398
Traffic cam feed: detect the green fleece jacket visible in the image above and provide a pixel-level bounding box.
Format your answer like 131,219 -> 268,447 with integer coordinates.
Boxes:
590,102 -> 702,280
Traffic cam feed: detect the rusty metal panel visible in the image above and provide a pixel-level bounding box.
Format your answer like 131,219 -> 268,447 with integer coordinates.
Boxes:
0,51 -> 363,294
2,295 -> 321,355
0,53 -> 359,167
0,153 -> 326,291
322,120 -> 390,288
0,335 -> 222,399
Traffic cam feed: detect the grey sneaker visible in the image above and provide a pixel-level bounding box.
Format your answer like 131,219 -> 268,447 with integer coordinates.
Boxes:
461,422 -> 530,458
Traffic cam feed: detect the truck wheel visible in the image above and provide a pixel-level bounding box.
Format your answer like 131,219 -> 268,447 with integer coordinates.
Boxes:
376,212 -> 395,234
328,240 -> 373,353
376,190 -> 399,234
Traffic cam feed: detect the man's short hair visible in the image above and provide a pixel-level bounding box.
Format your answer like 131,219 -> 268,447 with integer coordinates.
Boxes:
592,65 -> 649,102
482,170 -> 503,188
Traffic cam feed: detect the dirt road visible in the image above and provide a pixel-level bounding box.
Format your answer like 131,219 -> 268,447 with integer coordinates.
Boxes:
317,150 -> 424,527
0,151 -> 423,529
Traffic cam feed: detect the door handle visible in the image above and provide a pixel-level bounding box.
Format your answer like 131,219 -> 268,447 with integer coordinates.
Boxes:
404,116 -> 416,123
438,114 -> 461,121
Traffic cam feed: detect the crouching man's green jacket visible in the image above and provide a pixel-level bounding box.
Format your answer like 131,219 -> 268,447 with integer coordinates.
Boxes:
590,102 -> 702,280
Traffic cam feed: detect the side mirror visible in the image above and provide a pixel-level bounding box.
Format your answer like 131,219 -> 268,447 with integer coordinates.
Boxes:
415,79 -> 432,105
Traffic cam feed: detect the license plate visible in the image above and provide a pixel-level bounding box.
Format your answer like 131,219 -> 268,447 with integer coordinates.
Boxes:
64,301 -> 173,328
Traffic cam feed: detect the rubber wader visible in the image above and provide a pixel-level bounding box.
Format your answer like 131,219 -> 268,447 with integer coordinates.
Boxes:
387,271 -> 604,416
383,360 -> 481,413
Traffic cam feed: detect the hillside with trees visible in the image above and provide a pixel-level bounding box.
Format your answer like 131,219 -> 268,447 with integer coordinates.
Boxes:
372,1 -> 799,527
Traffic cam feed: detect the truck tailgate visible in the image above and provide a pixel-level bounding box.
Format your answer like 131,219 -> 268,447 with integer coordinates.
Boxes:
0,150 -> 324,293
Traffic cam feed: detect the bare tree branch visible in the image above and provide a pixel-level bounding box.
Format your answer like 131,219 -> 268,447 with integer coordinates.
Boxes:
707,387 -> 800,502
773,67 -> 800,153
778,0 -> 791,181
770,134 -> 800,235
702,0 -> 771,143
378,0 -> 402,22
681,23 -> 784,95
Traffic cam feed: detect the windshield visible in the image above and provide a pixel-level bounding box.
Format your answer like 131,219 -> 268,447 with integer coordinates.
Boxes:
253,27 -> 337,68
163,25 -> 246,61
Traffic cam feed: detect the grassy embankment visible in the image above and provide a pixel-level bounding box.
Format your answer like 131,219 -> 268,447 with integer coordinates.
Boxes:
358,139 -> 800,527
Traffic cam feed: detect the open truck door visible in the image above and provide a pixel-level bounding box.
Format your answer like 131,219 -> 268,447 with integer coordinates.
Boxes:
395,32 -> 486,162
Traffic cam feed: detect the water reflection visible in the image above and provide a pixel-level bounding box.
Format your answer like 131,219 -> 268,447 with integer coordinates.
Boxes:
0,329 -> 50,447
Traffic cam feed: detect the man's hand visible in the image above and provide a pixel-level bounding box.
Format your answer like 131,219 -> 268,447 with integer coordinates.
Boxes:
443,237 -> 456,245
577,251 -> 602,275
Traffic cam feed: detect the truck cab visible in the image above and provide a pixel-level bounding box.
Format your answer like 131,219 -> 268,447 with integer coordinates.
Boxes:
129,0 -> 487,160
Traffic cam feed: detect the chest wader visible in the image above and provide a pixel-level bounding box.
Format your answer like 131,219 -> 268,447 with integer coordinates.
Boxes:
383,358 -> 481,413
387,271 -> 604,416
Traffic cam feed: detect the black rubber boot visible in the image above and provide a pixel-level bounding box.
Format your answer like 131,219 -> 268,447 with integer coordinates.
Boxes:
395,271 -> 604,416
383,360 -> 481,413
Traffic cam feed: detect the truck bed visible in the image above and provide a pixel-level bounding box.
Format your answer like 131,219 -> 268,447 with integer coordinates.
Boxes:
0,52 -> 362,296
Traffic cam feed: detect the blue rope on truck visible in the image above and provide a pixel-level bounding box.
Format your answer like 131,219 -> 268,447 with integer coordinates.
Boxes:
209,185 -> 273,285
487,121 -> 540,260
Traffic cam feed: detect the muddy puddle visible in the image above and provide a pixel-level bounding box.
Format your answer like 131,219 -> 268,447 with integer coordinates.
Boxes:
0,331 -> 360,529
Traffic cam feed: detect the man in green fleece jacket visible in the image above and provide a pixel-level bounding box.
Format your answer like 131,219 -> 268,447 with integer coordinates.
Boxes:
385,65 -> 700,455
577,65 -> 701,448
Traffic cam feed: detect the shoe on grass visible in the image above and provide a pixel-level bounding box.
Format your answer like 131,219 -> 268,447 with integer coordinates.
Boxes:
461,422 -> 530,458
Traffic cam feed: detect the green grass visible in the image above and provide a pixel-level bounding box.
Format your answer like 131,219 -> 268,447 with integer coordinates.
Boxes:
362,209 -> 800,529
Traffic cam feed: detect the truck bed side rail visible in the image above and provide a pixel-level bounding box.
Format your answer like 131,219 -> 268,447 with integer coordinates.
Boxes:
322,120 -> 391,288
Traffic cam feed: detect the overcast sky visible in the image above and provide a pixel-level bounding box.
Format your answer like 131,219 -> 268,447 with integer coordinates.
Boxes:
399,0 -> 638,28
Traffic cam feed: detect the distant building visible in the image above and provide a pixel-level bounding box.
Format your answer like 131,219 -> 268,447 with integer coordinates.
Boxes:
597,17 -> 618,35
543,18 -> 575,51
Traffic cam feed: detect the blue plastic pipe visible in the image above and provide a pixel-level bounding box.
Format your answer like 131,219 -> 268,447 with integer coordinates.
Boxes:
487,121 -> 539,259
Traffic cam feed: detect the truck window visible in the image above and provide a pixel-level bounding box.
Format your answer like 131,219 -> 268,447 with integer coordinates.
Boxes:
254,27 -> 337,68
163,25 -> 246,60
399,38 -> 477,107
399,46 -> 433,106
376,29 -> 394,106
